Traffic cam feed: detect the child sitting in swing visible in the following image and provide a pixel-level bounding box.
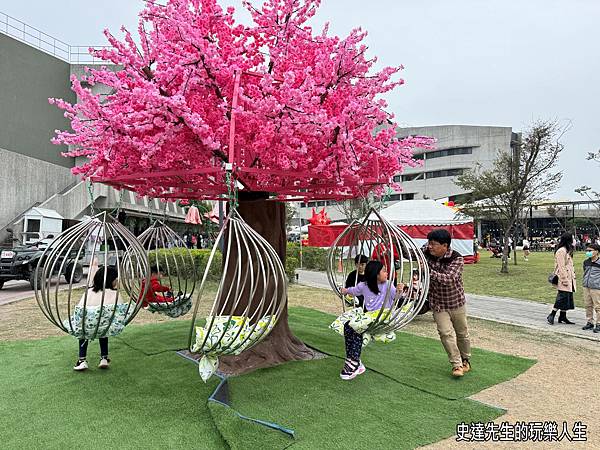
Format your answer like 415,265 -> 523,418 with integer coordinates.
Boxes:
140,266 -> 178,308
73,265 -> 120,371
339,260 -> 403,380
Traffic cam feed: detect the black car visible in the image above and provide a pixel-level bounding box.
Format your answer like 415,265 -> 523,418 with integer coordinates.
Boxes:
0,243 -> 83,290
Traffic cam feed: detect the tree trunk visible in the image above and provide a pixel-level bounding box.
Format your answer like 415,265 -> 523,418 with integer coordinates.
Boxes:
500,254 -> 509,273
512,231 -> 518,266
217,192 -> 315,376
501,234 -> 510,274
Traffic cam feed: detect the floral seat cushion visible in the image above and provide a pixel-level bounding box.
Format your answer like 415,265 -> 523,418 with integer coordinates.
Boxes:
191,315 -> 276,382
146,294 -> 193,318
329,303 -> 415,347
63,303 -> 132,339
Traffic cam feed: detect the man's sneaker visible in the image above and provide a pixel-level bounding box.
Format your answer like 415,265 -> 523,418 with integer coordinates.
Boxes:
594,324 -> 600,334
340,360 -> 361,380
452,366 -> 464,377
73,359 -> 88,371
462,360 -> 471,373
582,322 -> 595,330
98,358 -> 110,369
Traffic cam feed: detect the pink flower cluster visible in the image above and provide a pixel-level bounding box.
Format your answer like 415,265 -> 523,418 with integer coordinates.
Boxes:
50,0 -> 434,199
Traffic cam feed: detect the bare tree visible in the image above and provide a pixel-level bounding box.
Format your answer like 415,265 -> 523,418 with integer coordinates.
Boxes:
456,121 -> 565,273
334,194 -> 380,223
575,150 -> 600,236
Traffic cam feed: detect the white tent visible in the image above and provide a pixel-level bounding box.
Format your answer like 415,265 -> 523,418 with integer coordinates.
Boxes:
378,200 -> 475,256
379,200 -> 471,225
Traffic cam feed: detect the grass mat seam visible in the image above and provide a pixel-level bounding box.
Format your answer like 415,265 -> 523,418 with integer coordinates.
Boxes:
175,349 -> 298,443
289,306 -> 536,401
303,342 -> 503,403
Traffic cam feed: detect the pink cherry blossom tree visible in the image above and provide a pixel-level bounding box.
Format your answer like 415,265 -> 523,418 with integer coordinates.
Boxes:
51,0 -> 433,372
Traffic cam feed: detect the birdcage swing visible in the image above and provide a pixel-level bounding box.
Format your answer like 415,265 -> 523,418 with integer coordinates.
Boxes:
327,207 -> 430,346
136,205 -> 197,318
187,173 -> 287,382
35,202 -> 150,340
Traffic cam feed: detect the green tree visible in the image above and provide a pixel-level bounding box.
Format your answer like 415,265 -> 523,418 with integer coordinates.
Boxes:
456,121 -> 565,273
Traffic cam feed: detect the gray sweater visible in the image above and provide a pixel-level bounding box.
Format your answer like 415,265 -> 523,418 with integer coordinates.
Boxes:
582,258 -> 600,290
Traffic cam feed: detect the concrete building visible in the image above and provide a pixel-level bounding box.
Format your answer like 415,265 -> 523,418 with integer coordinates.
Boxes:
391,125 -> 521,202
0,14 -> 187,244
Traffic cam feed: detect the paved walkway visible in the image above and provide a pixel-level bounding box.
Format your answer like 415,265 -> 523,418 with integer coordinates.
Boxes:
0,276 -> 88,306
296,269 -> 600,342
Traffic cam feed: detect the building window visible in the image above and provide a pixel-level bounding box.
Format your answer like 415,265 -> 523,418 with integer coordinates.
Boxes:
426,168 -> 465,179
402,173 -> 424,182
412,153 -> 425,160
402,193 -> 415,200
426,147 -> 473,159
388,194 -> 401,201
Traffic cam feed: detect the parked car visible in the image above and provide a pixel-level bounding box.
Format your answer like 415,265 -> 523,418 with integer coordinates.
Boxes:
0,240 -> 83,290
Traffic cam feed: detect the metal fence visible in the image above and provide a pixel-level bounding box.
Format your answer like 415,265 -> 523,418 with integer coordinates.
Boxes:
1,11 -> 109,64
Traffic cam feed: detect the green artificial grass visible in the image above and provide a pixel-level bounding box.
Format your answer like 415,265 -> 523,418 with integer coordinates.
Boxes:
0,336 -> 224,449
208,401 -> 294,450
226,357 -> 503,450
0,307 -> 535,449
288,307 -> 536,400
116,319 -> 191,355
464,250 -> 587,307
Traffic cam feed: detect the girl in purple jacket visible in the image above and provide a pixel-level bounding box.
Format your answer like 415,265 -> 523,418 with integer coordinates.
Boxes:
339,260 -> 398,380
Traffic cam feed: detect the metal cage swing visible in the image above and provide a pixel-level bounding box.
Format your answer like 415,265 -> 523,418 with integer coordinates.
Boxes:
35,212 -> 150,340
327,208 -> 430,344
137,221 -> 196,318
188,209 -> 287,382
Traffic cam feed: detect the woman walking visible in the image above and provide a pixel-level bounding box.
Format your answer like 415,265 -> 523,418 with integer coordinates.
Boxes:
547,233 -> 577,325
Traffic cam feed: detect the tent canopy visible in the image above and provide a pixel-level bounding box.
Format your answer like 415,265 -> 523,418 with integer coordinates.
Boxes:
378,200 -> 471,226
377,200 -> 475,257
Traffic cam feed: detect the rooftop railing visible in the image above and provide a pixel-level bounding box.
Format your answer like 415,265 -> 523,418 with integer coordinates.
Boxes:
1,11 -> 109,64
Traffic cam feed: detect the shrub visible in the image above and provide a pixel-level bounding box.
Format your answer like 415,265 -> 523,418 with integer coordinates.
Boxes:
147,248 -> 222,281
287,242 -> 300,260
286,256 -> 299,282
309,247 -> 331,271
147,244 -> 329,284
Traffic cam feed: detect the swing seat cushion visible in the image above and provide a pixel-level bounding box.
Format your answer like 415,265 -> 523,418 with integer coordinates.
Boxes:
330,307 -> 400,347
191,315 -> 277,382
191,315 -> 276,356
64,304 -> 132,339
146,295 -> 193,318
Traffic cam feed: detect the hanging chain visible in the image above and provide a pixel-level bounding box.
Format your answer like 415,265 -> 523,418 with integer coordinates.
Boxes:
377,185 -> 394,211
110,189 -> 124,219
162,199 -> 168,222
149,198 -> 155,223
87,180 -> 96,215
225,164 -> 238,211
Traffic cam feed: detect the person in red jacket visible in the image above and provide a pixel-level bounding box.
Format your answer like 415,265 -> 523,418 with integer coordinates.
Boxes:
140,266 -> 174,308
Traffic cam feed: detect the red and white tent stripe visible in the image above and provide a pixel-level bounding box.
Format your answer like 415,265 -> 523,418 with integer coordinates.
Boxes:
379,200 -> 475,256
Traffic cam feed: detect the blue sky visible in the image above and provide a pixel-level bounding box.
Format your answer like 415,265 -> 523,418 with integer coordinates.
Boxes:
1,0 -> 598,199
